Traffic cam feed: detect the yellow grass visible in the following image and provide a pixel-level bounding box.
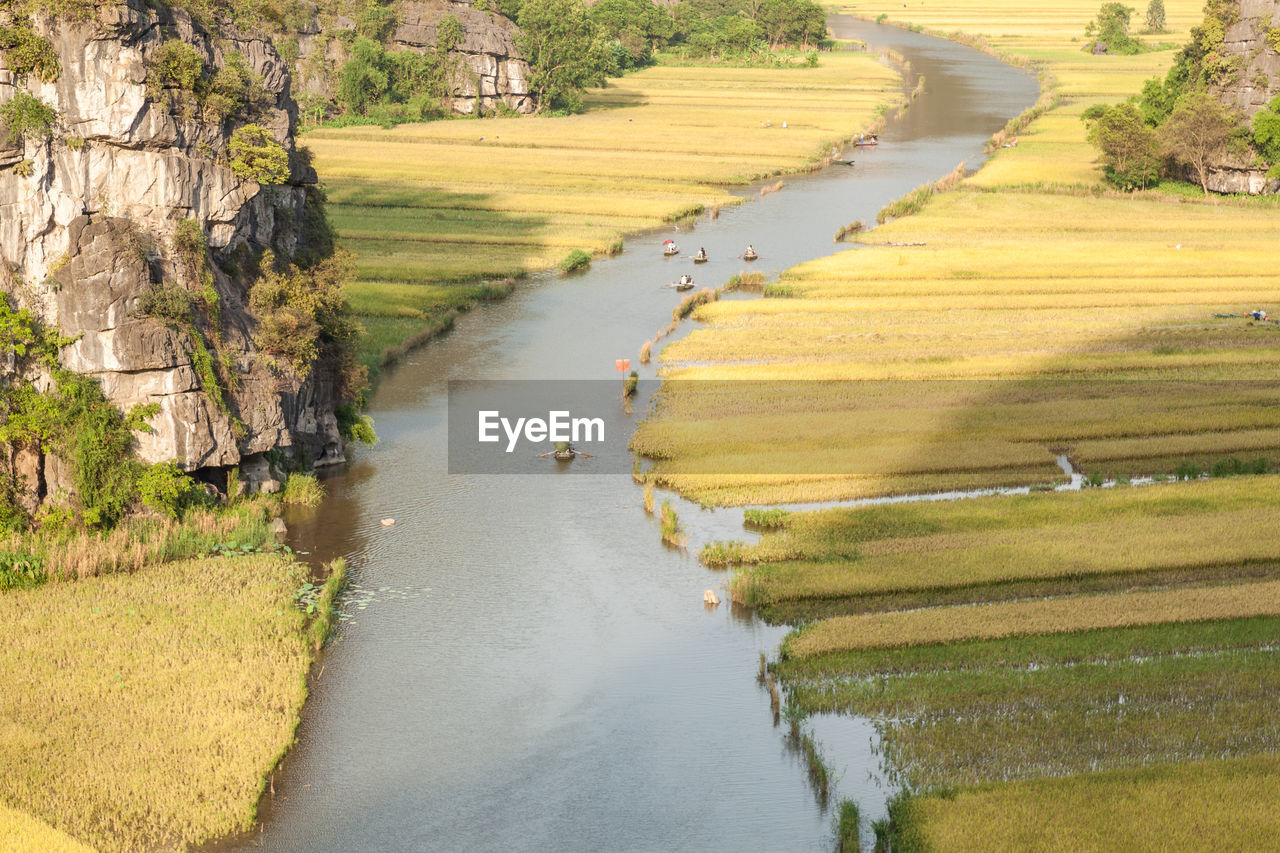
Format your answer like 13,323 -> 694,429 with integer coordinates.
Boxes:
306,53 -> 902,366
788,577 -> 1280,657
0,555 -> 315,852
637,9 -> 1280,504
913,752 -> 1280,852
0,804 -> 96,853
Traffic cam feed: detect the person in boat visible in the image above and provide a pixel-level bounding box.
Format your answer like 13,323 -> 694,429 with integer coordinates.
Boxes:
696,247 -> 707,260
744,244 -> 756,257
679,274 -> 692,286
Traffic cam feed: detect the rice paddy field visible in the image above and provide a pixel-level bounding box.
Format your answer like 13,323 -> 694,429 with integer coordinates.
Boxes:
303,55 -> 902,368
629,0 -> 1280,846
0,554 -> 321,853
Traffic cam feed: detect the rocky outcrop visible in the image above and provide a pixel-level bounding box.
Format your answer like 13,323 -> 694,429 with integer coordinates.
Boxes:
1207,0 -> 1280,192
395,0 -> 533,114
292,0 -> 533,115
0,0 -> 346,502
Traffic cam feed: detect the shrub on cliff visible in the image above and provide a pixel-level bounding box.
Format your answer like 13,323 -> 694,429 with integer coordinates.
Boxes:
228,124 -> 290,184
0,91 -> 57,145
249,250 -> 361,379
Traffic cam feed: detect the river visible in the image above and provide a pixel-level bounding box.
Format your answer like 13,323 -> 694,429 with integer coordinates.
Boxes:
221,18 -> 1037,852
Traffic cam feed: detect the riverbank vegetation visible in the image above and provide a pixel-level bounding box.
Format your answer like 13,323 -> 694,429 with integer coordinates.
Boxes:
632,0 -> 1280,844
307,52 -> 901,371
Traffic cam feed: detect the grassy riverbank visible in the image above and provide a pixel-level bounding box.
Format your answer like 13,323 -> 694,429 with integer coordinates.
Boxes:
0,532 -> 342,851
633,0 -> 1280,845
304,52 -> 902,370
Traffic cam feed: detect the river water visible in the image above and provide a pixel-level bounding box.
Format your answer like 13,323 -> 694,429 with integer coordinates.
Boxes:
222,19 -> 1037,853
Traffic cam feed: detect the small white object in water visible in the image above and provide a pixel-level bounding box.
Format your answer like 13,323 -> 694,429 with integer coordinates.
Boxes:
381,518 -> 395,527
704,589 -> 720,606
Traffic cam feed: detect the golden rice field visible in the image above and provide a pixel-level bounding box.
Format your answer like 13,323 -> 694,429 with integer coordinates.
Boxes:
618,0 -> 1280,846
0,555 -> 316,853
0,804 -> 96,853
911,753 -> 1280,852
305,54 -> 902,368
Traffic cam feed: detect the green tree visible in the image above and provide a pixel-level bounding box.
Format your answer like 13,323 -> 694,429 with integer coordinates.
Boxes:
1158,91 -> 1236,195
1084,101 -> 1160,189
1085,2 -> 1140,55
1144,0 -> 1166,32
590,0 -> 676,68
753,0 -> 826,49
516,0 -> 612,113
1251,95 -> 1280,179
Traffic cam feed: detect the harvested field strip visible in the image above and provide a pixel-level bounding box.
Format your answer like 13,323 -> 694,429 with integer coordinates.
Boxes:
775,615 -> 1280,680
785,578 -> 1280,657
909,753 -> 1280,852
755,561 -> 1280,625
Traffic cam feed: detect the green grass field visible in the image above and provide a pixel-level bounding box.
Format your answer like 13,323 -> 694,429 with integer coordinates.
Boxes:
305,53 -> 902,369
0,554 -> 324,852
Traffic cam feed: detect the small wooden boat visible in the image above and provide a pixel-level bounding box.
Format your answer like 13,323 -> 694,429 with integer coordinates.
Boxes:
854,137 -> 879,148
540,441 -> 593,460
693,255 -> 709,264
833,158 -> 856,166
742,251 -> 758,262
663,239 -> 679,256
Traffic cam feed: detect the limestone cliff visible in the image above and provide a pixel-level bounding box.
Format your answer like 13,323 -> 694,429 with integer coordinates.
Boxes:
292,0 -> 533,115
1207,0 -> 1280,192
0,0 -> 348,505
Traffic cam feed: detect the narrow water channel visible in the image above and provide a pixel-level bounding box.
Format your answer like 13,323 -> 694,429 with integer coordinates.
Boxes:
223,19 -> 1037,852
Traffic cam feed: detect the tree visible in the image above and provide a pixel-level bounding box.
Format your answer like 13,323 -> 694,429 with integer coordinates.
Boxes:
1251,94 -> 1280,179
1084,101 -> 1160,189
1158,91 -> 1236,195
1085,2 -> 1140,55
1144,0 -> 1166,33
753,0 -> 827,49
516,0 -> 612,113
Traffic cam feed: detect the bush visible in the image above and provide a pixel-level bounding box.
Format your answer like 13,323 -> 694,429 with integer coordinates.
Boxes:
559,248 -> 592,272
281,473 -> 325,506
0,90 -> 57,145
336,403 -> 378,446
133,282 -> 192,326
0,23 -> 60,82
250,250 -> 359,377
0,551 -> 45,591
137,462 -> 200,519
228,124 -> 290,185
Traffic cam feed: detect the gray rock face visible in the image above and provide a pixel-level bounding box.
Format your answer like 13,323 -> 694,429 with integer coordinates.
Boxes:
0,0 -> 346,501
395,0 -> 533,114
1207,0 -> 1280,192
1217,0 -> 1280,120
293,0 -> 534,115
